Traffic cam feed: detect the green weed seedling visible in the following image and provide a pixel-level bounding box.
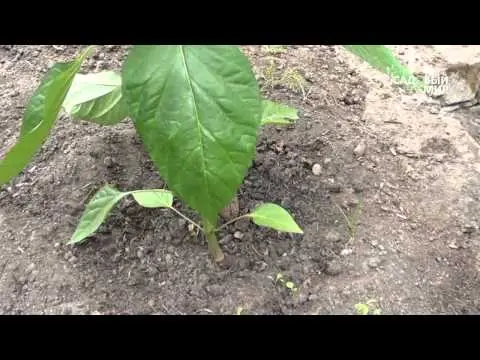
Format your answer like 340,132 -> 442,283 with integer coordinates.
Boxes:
355,299 -> 382,315
275,273 -> 298,295
263,45 -> 288,55
336,198 -> 363,243
0,45 -> 423,263
281,67 -> 311,100
235,306 -> 244,315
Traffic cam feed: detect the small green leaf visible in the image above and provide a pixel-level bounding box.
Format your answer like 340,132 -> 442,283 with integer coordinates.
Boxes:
343,45 -> 424,91
261,100 -> 298,125
62,71 -> 129,125
130,189 -> 173,208
285,281 -> 295,289
355,303 -> 370,315
248,203 -> 303,234
0,46 -> 94,187
68,185 -> 128,245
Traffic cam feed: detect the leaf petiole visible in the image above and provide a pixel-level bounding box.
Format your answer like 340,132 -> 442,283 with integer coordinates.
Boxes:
168,206 -> 203,232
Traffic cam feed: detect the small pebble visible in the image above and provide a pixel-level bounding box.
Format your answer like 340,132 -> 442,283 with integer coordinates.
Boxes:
448,242 -> 458,249
354,140 -> 366,157
233,231 -> 244,240
25,263 -> 35,274
312,163 -> 322,176
103,156 -> 115,168
340,248 -> 353,256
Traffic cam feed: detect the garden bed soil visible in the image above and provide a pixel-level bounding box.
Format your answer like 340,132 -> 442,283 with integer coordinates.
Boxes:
1,45 -> 480,314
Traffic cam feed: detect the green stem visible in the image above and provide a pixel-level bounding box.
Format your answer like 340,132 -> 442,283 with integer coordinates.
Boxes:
203,218 -> 224,263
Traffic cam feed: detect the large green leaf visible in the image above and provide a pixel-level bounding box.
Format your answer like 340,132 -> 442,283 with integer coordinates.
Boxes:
261,100 -> 298,125
62,71 -> 129,125
122,46 -> 262,224
343,45 -> 424,91
0,46 -> 94,187
248,203 -> 303,233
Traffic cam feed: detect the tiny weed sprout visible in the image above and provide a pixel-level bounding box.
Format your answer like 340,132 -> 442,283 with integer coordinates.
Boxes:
275,273 -> 298,294
0,45 -> 422,263
235,306 -> 244,315
355,299 -> 382,315
263,45 -> 288,55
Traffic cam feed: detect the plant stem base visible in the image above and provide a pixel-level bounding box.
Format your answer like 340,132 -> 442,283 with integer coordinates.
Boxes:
204,217 -> 224,263
208,241 -> 225,263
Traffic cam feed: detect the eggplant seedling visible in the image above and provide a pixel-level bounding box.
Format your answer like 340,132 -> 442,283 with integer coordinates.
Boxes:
0,45 -> 423,263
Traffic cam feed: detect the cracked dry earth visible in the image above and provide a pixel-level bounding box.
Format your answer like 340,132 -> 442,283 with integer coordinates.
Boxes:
1,45 -> 480,315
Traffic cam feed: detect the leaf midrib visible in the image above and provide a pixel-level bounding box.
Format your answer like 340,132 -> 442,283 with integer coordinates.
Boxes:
179,46 -> 210,218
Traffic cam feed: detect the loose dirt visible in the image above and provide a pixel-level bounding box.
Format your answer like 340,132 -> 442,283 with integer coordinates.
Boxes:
1,45 -> 479,314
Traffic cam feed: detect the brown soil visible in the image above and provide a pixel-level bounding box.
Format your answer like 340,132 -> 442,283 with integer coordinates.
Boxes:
1,45 -> 480,315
